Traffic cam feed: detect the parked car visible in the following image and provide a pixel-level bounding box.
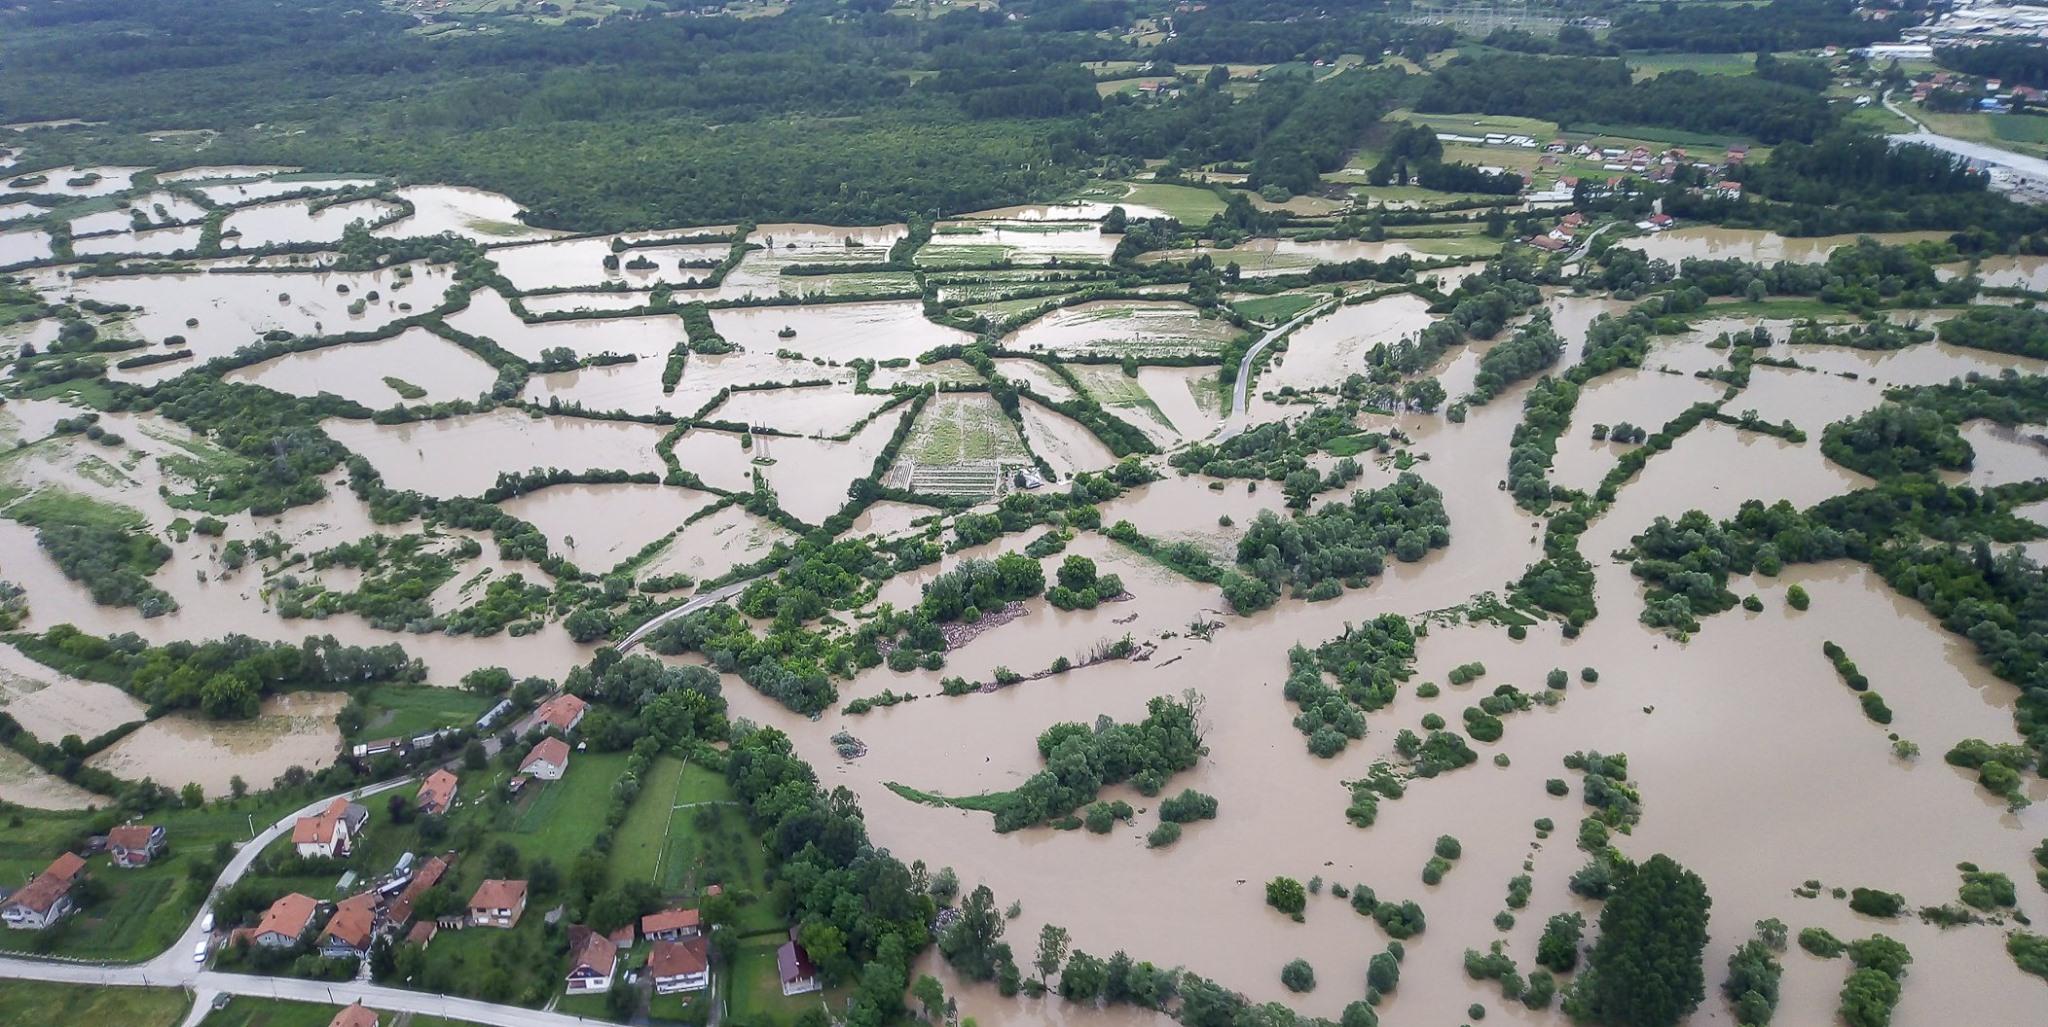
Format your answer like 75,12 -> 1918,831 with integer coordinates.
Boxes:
193,939 -> 209,963
199,912 -> 214,933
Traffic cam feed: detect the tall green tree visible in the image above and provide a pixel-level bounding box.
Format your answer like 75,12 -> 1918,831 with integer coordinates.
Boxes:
1587,853 -> 1711,1027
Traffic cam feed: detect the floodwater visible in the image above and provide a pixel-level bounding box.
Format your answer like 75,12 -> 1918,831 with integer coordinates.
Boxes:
1005,300 -> 1240,358
712,385 -> 892,437
72,223 -> 206,257
0,643 -> 149,742
225,327 -> 501,407
1952,420 -> 2048,487
70,192 -> 206,235
0,746 -> 100,810
991,358 -> 1078,401
7,166 -> 144,199
521,290 -> 653,315
0,230 -> 54,265
759,411 -> 911,524
486,235 -> 731,292
1962,254 -> 2048,292
322,408 -> 667,498
1135,365 -> 1224,443
1785,335 -> 2048,387
958,201 -> 1169,222
1138,237 -> 1447,276
1255,292 -> 1437,401
193,175 -> 380,205
920,221 -> 1122,266
155,165 -> 299,183
849,500 -> 938,539
1617,228 -> 1950,265
1018,398 -> 1118,478
500,483 -> 724,570
636,503 -> 794,584
710,301 -> 972,363
1734,365 -> 1889,434
373,185 -> 560,243
667,428 -> 756,493
87,691 -> 346,796
869,357 -> 982,390
221,197 -> 402,249
1548,370 -> 1726,493
0,202 -> 36,223
55,262 -> 458,359
445,287 -> 682,362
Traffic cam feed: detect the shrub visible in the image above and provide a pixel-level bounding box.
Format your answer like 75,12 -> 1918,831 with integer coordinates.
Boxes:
1546,668 -> 1567,690
1580,666 -> 1598,683
1350,885 -> 1377,916
1787,584 -> 1810,610
1159,788 -> 1219,823
1421,712 -> 1445,730
1468,1003 -> 1487,1020
1423,856 -> 1451,885
1860,692 -> 1893,724
1849,888 -> 1905,918
1799,927 -> 1846,958
1368,950 -> 1400,992
1546,778 -> 1569,796
1536,912 -> 1582,972
1266,877 -> 1307,915
1374,900 -> 1426,939
1742,594 -> 1764,612
1146,822 -> 1182,848
1435,835 -> 1463,860
1417,682 -> 1440,698
1281,958 -> 1316,993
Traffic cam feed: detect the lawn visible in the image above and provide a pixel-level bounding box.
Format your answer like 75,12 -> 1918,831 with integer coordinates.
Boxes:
1914,110 -> 2048,158
1624,51 -> 1766,81
0,981 -> 190,1027
727,936 -> 834,1027
1229,293 -> 1325,323
508,751 -> 629,861
608,754 -> 689,885
199,997 -> 353,1027
355,684 -> 491,742
0,792 -> 304,961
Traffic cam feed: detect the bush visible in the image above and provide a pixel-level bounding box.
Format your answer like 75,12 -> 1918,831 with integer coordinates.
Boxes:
1374,899 -> 1426,939
1423,856 -> 1452,885
1546,668 -> 1567,690
1435,835 -> 1462,860
1159,788 -> 1219,823
1281,958 -> 1316,993
1417,682 -> 1440,698
1787,584 -> 1810,610
1421,712 -> 1445,730
1580,666 -> 1598,682
1800,927 -> 1846,958
1849,888 -> 1905,918
1536,912 -> 1583,972
1368,950 -> 1400,992
1266,877 -> 1307,915
1146,822 -> 1182,848
1546,778 -> 1569,796
1860,692 -> 1893,724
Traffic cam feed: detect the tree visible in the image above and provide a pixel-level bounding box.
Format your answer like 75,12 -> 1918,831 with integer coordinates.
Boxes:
1368,950 -> 1400,992
912,973 -> 946,1021
229,775 -> 248,799
462,666 -> 513,696
180,782 -> 205,808
1281,958 -> 1316,992
1035,923 -> 1069,982
1265,876 -> 1307,915
462,739 -> 487,770
940,885 -> 1005,981
1586,853 -> 1711,1027
1839,968 -> 1901,1027
1059,950 -> 1107,1000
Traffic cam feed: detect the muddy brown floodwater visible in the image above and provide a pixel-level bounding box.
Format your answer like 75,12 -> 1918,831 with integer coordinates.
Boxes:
87,691 -> 347,797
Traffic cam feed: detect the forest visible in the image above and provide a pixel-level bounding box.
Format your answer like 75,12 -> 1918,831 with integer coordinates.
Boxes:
1416,54 -> 1839,144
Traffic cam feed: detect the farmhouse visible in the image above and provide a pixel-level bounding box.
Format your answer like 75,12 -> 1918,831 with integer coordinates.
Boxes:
294,797 -> 369,859
249,892 -> 321,948
469,878 -> 528,928
416,769 -> 459,815
520,737 -> 572,780
564,925 -> 619,994
329,1004 -> 379,1027
651,936 -> 712,994
778,929 -> 822,996
1,852 -> 87,930
534,693 -> 588,733
108,824 -> 166,868
641,906 -> 702,941
319,891 -> 380,959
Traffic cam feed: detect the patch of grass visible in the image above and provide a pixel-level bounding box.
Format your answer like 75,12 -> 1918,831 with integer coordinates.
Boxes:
510,751 -> 629,860
1625,51 -> 1765,81
382,375 -> 428,400
609,754 -> 688,885
2,486 -> 143,531
1230,293 -> 1324,323
356,684 -> 491,741
728,936 -> 836,1027
1118,181 -> 1229,223
901,394 -> 1027,466
0,981 -> 190,1027
198,996 -> 352,1027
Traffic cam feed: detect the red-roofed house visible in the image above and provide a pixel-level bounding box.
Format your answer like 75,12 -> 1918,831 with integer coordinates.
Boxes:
416,770 -> 459,816
1712,180 -> 1744,199
534,694 -> 588,734
642,907 -> 702,942
293,797 -> 368,859
778,928 -> 821,996
329,1003 -> 380,1027
1526,235 -> 1567,252
565,925 -> 619,994
652,937 -> 712,994
319,891 -> 379,959
469,879 -> 527,929
520,737 -> 571,781
251,892 -> 321,948
1,853 -> 86,930
387,854 -> 451,929
108,825 -> 166,868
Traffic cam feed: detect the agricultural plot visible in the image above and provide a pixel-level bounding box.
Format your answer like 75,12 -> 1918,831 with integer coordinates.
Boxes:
916,221 -> 1120,267
1004,299 -> 1242,358
889,393 -> 1028,498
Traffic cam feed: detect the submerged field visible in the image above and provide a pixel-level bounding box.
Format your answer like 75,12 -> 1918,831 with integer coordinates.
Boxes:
0,150 -> 2046,1027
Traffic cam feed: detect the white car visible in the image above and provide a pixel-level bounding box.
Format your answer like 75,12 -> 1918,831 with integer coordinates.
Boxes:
199,912 -> 214,933
193,939 -> 209,963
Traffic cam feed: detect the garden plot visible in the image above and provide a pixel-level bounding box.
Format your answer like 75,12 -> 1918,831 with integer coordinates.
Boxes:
916,221 -> 1120,268
224,327 -> 502,407
888,393 -> 1029,498
1003,299 -> 1240,358
867,358 -> 981,390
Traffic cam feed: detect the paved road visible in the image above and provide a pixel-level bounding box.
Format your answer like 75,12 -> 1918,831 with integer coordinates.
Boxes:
1218,297 -> 1339,438
1882,89 -> 2048,183
614,578 -> 752,653
1565,221 -> 1619,264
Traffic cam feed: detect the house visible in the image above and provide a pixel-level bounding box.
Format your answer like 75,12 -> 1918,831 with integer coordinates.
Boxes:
416,770 -> 459,816
1560,211 -> 1586,228
534,694 -> 588,734
642,907 -> 702,942
329,1004 -> 380,1027
565,925 -> 619,994
251,892 -> 321,948
107,825 -> 166,868
1648,213 -> 1674,229
777,929 -> 821,996
319,891 -> 379,959
1725,146 -> 1749,164
293,797 -> 369,859
1526,234 -> 1567,252
387,854 -> 450,929
468,879 -> 527,929
520,737 -> 571,781
651,937 -> 712,994
406,920 -> 437,948
1711,180 -> 1744,199
1,853 -> 86,930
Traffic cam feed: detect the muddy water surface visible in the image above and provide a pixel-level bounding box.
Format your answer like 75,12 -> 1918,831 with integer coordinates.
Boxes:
323,409 -> 666,498
222,197 -> 401,249
0,747 -> 100,810
88,691 -> 346,796
374,185 -> 559,242
1548,370 -> 1726,493
0,643 -> 148,741
1256,292 -> 1436,401
193,175 -> 378,205
58,263 -> 457,358
712,385 -> 891,437
1019,398 -> 1119,478
226,327 -> 500,406
711,301 -> 971,363
0,230 -> 53,265
1006,300 -> 1239,358
72,223 -> 206,257
446,288 -> 681,362
1617,228 -> 1949,265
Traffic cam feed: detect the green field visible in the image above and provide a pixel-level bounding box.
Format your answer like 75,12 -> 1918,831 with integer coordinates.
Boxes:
200,997 -> 356,1027
1625,51 -> 1767,81
727,936 -> 834,1027
1229,293 -> 1326,323
0,793 -> 303,961
1066,179 -> 1228,223
355,684 -> 492,742
1914,110 -> 2048,158
0,981 -> 190,1027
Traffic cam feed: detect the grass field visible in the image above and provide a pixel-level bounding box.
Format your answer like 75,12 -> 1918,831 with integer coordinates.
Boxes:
1066,180 -> 1228,223
356,684 -> 491,741
608,754 -> 689,884
727,936 -> 835,1027
1624,51 -> 1767,81
199,997 -> 355,1027
1230,293 -> 1325,323
1071,363 -> 1169,425
0,981 -> 190,1027
0,792 -> 303,961
1914,110 -> 2048,158
510,751 -> 628,860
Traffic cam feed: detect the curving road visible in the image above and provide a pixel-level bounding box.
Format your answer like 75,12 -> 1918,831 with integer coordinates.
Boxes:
0,776 -> 605,1026
614,578 -> 752,654
1219,297 -> 1339,438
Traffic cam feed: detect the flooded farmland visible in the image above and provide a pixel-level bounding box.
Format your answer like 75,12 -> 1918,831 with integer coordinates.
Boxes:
1,155 -> 2045,1027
